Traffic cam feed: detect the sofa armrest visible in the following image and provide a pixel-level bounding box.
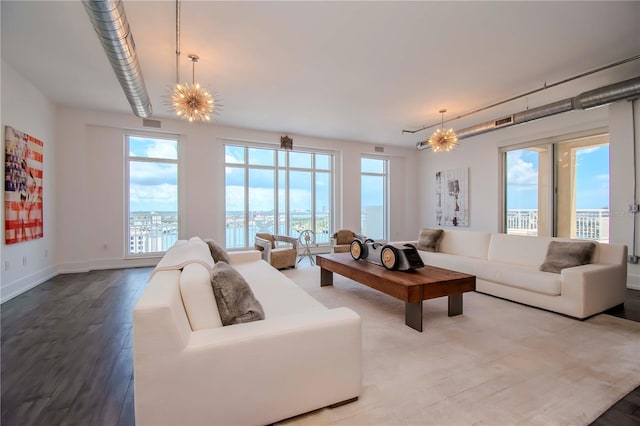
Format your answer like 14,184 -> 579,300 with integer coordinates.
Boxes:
273,234 -> 299,249
253,237 -> 272,262
561,263 -> 627,317
228,249 -> 263,264
135,308 -> 362,425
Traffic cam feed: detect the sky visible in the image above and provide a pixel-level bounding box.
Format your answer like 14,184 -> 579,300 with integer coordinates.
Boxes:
129,137 -> 609,214
128,137 -> 178,212
506,145 -> 609,210
225,146 -> 333,213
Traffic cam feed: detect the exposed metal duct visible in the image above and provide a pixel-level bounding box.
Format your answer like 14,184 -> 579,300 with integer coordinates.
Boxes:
417,76 -> 640,150
82,0 -> 152,118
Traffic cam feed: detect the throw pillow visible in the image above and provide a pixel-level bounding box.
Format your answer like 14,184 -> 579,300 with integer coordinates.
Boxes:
211,262 -> 265,325
416,228 -> 444,252
539,240 -> 597,274
204,238 -> 231,263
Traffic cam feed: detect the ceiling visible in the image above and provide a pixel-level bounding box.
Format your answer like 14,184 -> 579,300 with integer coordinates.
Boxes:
2,1 -> 639,147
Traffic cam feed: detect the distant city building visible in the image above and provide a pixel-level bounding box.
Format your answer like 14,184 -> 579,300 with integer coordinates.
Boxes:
128,212 -> 178,254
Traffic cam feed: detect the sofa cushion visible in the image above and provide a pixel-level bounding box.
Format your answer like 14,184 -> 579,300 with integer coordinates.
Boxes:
180,263 -> 223,330
211,262 -> 265,325
488,233 -> 554,267
233,260 -> 326,318
204,238 -> 231,263
539,241 -> 597,273
439,229 -> 491,259
482,263 -> 562,296
416,228 -> 444,252
420,249 -> 560,296
419,251 -> 487,277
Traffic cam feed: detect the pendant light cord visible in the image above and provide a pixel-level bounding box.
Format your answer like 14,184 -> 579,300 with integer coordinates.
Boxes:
175,0 -> 181,84
632,100 -> 638,259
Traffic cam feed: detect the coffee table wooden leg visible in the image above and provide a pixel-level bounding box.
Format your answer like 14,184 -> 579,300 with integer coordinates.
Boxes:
448,294 -> 463,316
320,268 -> 333,287
405,302 -> 423,332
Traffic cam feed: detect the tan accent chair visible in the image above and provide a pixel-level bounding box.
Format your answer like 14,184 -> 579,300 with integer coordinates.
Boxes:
331,229 -> 365,253
254,233 -> 299,269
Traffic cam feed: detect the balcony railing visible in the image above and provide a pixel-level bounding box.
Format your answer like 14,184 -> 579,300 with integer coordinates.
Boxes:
129,209 -> 610,254
506,209 -> 609,242
129,213 -> 178,254
225,213 -> 331,249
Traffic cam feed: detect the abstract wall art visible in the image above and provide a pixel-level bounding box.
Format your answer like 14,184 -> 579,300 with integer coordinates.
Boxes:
435,167 -> 469,227
4,126 -> 44,244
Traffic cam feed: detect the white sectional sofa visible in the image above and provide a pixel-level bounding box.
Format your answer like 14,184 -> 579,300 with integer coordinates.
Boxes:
133,238 -> 362,426
412,229 -> 627,319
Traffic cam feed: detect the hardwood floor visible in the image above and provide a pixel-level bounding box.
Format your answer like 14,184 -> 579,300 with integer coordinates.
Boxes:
1,267 -> 150,426
1,269 -> 638,425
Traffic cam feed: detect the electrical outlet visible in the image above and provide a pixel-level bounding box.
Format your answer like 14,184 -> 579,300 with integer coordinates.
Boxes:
22,256 -> 27,266
4,261 -> 9,271
629,255 -> 639,264
629,204 -> 640,214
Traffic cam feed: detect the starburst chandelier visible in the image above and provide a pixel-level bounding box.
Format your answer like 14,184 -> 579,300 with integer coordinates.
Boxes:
427,109 -> 458,152
167,0 -> 219,123
171,54 -> 214,122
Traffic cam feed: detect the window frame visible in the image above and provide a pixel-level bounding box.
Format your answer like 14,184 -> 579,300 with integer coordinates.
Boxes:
125,133 -> 181,258
224,142 -> 335,249
500,128 -> 609,241
360,155 -> 389,240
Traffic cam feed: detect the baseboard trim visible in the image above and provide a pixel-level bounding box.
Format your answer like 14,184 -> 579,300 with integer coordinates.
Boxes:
4,258 -> 160,304
57,257 -> 159,274
628,273 -> 640,291
89,257 -> 158,270
1,265 -> 58,304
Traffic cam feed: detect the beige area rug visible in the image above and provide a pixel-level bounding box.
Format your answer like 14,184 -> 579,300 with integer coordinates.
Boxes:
281,265 -> 640,426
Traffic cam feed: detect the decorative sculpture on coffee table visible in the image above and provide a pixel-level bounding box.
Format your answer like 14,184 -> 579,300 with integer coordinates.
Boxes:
297,229 -> 316,266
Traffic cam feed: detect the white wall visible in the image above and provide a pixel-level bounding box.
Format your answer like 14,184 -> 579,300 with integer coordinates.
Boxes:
1,60 -> 57,301
54,107 -> 419,273
417,101 -> 640,289
610,100 -> 640,289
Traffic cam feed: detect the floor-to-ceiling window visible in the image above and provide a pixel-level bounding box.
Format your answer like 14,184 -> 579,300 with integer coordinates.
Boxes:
126,135 -> 179,255
503,133 -> 609,242
361,156 -> 388,240
225,144 -> 333,249
504,145 -> 552,236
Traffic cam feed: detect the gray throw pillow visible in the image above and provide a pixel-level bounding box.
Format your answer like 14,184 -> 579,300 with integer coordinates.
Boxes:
539,241 -> 597,274
416,228 -> 444,252
211,262 -> 265,325
204,238 -> 231,263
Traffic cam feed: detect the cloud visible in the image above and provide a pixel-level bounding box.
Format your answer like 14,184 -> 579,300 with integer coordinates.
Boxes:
576,146 -> 603,156
594,174 -> 609,183
506,151 -> 538,189
130,162 -> 177,185
130,182 -> 177,211
146,140 -> 177,159
130,137 -> 177,159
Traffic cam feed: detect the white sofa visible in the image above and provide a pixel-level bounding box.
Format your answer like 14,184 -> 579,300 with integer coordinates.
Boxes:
411,229 -> 627,319
133,238 -> 362,426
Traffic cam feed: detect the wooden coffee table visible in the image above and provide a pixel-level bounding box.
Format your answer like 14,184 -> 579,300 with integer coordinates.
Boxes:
316,253 -> 476,332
